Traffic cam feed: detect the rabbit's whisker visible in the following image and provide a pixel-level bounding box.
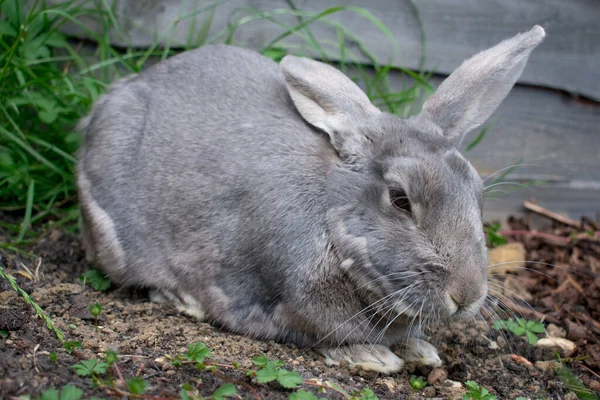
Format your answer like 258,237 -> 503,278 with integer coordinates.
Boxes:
484,181 -> 534,192
359,283 -> 421,347
354,271 -> 426,291
488,260 -> 584,279
481,163 -> 540,184
317,282 -> 421,348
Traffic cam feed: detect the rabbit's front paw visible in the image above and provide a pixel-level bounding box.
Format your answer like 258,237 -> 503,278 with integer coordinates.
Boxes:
398,338 -> 442,367
320,344 -> 404,373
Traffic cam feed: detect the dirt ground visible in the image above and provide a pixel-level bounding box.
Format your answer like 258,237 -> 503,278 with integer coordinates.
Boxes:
1,211 -> 599,399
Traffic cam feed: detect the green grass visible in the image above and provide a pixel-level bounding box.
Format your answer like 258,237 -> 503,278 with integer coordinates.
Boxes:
0,0 -> 430,246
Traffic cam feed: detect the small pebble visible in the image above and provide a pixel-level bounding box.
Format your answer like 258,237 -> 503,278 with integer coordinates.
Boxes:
381,377 -> 396,392
488,341 -> 499,350
510,354 -> 532,367
440,379 -> 466,399
443,379 -> 462,388
566,320 -> 587,341
546,323 -> 566,338
165,370 -> 176,376
422,386 -> 436,397
535,360 -> 561,373
506,362 -> 527,373
588,380 -> 600,391
536,337 -> 577,357
427,367 -> 448,384
496,336 -> 507,349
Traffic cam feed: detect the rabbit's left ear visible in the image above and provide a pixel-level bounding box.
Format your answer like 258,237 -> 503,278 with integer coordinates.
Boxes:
417,25 -> 545,147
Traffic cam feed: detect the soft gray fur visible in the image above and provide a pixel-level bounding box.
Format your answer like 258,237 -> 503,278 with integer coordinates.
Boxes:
78,26 -> 545,373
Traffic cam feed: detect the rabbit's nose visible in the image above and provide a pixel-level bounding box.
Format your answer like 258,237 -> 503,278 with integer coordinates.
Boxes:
446,271 -> 488,317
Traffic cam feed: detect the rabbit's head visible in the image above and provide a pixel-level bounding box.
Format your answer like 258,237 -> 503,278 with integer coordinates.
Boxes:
281,26 -> 545,320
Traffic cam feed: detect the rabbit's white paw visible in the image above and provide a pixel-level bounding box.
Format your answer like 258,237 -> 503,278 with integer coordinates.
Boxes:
400,339 -> 442,367
320,344 -> 404,373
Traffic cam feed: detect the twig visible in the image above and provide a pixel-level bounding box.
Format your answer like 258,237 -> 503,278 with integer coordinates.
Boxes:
523,201 -> 581,228
136,361 -> 145,377
565,273 -> 585,295
33,344 -> 40,373
579,363 -> 600,380
574,313 -> 600,331
113,361 -> 125,382
552,279 -> 571,295
500,229 -> 600,245
107,386 -> 175,400
510,354 -> 533,367
500,229 -> 569,246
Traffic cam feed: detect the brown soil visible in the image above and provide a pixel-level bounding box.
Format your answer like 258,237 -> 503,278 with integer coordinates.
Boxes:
0,213 -> 599,400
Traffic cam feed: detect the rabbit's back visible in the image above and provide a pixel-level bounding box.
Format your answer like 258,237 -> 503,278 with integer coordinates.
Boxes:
78,45 -> 336,299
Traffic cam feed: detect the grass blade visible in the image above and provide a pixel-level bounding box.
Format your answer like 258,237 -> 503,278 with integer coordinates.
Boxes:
465,125 -> 490,152
16,180 -> 35,242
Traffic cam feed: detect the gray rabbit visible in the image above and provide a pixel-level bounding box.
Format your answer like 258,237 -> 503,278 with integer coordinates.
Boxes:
77,26 -> 545,373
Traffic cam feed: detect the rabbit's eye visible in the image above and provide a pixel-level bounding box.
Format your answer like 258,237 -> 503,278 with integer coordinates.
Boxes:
389,188 -> 412,216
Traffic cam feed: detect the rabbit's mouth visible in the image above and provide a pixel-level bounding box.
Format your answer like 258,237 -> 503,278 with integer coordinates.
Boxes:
445,290 -> 487,318
390,287 -> 487,320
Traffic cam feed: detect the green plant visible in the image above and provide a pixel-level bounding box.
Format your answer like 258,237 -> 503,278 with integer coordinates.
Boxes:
0,263 -> 64,341
49,351 -> 58,362
353,389 -> 378,400
104,349 -> 118,365
252,356 -> 303,389
0,0 -> 86,230
38,385 -> 84,400
63,340 -> 81,353
484,223 -> 507,247
126,377 -> 148,395
289,390 -> 322,400
462,381 -> 497,400
80,269 -> 111,291
410,375 -> 426,390
557,367 -> 600,400
171,342 -> 379,399
89,302 -> 102,316
465,125 -> 491,152
493,318 -> 546,345
211,383 -> 237,400
71,358 -> 109,377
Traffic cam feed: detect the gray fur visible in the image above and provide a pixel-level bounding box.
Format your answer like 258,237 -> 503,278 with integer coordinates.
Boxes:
78,26 -> 544,372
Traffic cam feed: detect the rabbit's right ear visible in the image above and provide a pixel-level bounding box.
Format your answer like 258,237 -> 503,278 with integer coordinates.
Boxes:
417,25 -> 545,147
280,55 -> 380,166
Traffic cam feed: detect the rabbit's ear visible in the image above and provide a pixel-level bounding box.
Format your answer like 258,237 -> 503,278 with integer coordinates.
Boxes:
418,25 -> 545,147
280,55 -> 380,162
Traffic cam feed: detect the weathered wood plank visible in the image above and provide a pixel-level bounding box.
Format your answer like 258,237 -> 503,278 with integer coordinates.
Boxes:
45,0 -> 600,100
455,81 -> 600,185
